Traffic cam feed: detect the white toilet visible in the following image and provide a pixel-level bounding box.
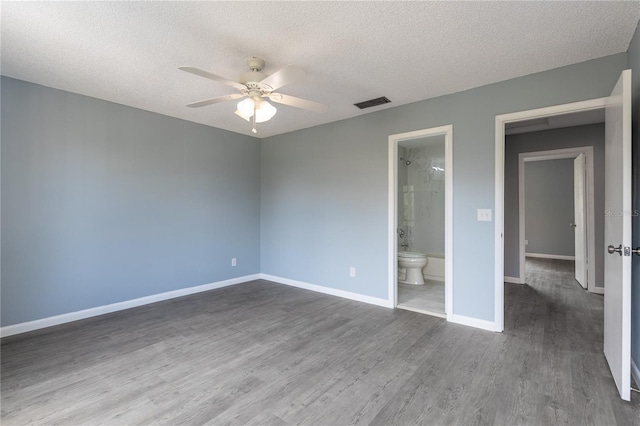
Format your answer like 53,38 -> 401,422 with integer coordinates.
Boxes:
398,251 -> 428,285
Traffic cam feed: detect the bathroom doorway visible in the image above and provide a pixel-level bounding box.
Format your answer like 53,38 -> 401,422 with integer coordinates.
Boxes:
388,126 -> 453,319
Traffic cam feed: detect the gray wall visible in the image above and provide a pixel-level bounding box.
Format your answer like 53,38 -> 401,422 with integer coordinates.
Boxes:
524,159 -> 575,257
504,124 -> 605,285
628,21 -> 640,381
261,54 -> 626,321
1,77 -> 261,326
1,52 -> 631,329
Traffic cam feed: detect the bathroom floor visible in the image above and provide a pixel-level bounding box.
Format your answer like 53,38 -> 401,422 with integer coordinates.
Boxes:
397,279 -> 445,317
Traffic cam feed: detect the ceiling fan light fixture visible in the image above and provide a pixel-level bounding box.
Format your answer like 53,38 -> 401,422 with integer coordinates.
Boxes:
237,98 -> 255,118
255,100 -> 277,123
236,98 -> 277,123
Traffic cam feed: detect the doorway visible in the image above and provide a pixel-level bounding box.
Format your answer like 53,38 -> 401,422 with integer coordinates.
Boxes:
494,69 -> 632,401
517,147 -> 599,293
388,125 -> 453,319
494,97 -> 607,331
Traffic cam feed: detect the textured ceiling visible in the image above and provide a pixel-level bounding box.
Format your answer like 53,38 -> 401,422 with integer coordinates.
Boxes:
2,1 -> 639,138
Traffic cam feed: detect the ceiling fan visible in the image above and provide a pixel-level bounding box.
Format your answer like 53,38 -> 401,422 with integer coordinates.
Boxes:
180,57 -> 327,134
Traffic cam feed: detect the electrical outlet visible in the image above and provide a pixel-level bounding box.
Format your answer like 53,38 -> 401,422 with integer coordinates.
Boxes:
477,209 -> 492,222
349,267 -> 356,277
231,258 -> 237,267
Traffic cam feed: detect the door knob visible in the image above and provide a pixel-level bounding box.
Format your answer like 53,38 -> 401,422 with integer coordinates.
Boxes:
632,247 -> 640,256
570,223 -> 577,228
607,244 -> 623,255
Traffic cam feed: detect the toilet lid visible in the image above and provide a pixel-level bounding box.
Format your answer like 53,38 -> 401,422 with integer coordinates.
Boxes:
398,251 -> 427,258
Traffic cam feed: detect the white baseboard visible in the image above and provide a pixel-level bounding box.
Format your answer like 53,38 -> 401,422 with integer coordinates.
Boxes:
260,275 -> 502,333
260,274 -> 393,308
0,274 -> 261,338
632,358 -> 640,389
424,274 -> 445,282
590,286 -> 604,295
525,253 -> 575,261
450,314 -> 499,332
396,304 -> 447,318
504,276 -> 523,284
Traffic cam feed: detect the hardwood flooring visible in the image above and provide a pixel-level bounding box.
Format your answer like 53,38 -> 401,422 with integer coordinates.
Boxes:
2,258 -> 638,425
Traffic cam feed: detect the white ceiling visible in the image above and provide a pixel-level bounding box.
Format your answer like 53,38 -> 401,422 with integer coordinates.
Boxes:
2,1 -> 639,139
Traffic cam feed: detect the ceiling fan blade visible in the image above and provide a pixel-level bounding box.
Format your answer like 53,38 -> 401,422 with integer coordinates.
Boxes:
186,94 -> 244,108
268,93 -> 327,113
260,65 -> 306,91
179,67 -> 244,89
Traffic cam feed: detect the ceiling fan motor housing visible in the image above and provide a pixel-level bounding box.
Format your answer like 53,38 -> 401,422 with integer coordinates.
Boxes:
246,56 -> 265,71
239,57 -> 273,93
240,71 -> 267,85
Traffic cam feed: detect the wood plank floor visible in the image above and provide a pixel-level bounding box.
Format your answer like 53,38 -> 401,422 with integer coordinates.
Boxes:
2,258 -> 639,425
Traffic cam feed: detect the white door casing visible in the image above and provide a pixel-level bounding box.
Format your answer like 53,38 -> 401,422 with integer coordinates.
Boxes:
603,69 -> 632,402
574,153 -> 587,288
517,148 -> 595,291
496,97 -> 607,332
388,125 -> 453,321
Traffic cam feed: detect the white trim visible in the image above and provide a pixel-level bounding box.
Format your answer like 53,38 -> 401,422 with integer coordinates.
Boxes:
504,276 -> 522,284
396,304 -> 447,319
0,274 -> 261,338
518,152 -> 526,282
424,274 -> 445,282
388,135 -> 398,310
260,274 -> 393,308
495,115 -> 506,332
450,314 -> 499,332
495,97 -> 607,332
525,253 -> 576,261
591,286 -> 605,295
632,358 -> 640,389
518,146 -> 596,292
388,125 -> 453,322
445,127 -> 453,320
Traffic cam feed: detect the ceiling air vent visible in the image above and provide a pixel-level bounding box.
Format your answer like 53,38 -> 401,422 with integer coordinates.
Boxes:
354,96 -> 391,109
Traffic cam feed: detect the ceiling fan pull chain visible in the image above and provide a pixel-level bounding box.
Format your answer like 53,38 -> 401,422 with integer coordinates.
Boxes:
252,104 -> 258,134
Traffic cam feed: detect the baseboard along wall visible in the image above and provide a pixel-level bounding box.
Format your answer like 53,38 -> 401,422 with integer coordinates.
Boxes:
3,272 -> 507,338
0,274 -> 261,338
449,314 -> 498,332
260,274 -> 394,309
525,253 -> 575,261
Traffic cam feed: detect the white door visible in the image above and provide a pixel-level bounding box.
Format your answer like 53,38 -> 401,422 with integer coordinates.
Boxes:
573,154 -> 587,288
603,69 -> 632,401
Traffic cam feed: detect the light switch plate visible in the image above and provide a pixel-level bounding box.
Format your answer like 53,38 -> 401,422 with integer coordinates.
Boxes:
477,209 -> 492,221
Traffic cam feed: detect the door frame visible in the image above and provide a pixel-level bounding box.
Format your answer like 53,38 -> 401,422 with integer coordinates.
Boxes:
388,125 -> 453,319
494,97 -> 607,331
516,147 -> 599,293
